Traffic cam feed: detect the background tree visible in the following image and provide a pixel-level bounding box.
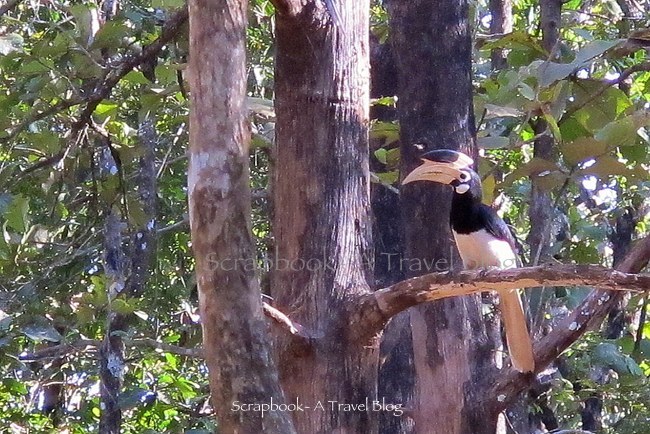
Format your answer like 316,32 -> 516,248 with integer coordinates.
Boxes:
0,0 -> 649,433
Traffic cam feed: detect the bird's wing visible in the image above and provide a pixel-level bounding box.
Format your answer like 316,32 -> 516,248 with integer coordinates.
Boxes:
480,204 -> 534,372
480,205 -> 518,253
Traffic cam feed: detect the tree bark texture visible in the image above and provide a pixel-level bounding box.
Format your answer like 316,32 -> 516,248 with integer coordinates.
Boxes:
370,31 -> 415,434
187,1 -> 295,432
386,0 -> 498,432
271,1 -> 376,433
489,0 -> 513,70
528,0 -> 562,265
99,127 -> 156,434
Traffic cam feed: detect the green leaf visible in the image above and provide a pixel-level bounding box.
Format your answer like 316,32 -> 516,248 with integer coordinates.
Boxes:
593,342 -> 643,376
371,96 -> 397,107
518,82 -> 536,100
579,156 -> 631,178
573,39 -> 621,64
94,101 -> 119,119
570,242 -> 599,263
374,148 -> 387,164
537,62 -> 576,88
91,21 -> 130,50
542,110 -> 562,142
123,70 -> 151,86
112,298 -> 136,315
29,132 -> 62,154
564,286 -> 592,309
477,136 -> 510,149
20,61 -> 50,75
561,137 -> 609,166
536,40 -> 620,88
595,111 -> 650,147
572,84 -> 631,133
481,31 -> 546,57
119,388 -> 155,410
3,194 -> 30,233
483,104 -> 524,119
151,0 -> 186,7
372,170 -> 399,185
370,121 -> 400,145
501,158 -> 560,186
22,317 -> 63,342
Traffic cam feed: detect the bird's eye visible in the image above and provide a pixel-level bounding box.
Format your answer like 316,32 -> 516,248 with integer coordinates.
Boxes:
459,171 -> 470,182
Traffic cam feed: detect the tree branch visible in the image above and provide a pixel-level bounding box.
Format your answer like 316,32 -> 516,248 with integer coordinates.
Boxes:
2,6 -> 188,141
352,263 -> 649,342
562,61 -> 650,122
492,235 -> 650,409
19,339 -> 97,361
263,302 -> 314,356
18,337 -> 203,361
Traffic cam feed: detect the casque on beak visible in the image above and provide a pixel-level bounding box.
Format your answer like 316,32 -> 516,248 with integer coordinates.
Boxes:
401,149 -> 474,185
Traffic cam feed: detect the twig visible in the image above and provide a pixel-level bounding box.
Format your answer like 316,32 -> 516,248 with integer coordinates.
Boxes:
126,338 -> 203,358
263,302 -> 314,355
562,61 -> 650,123
19,339 -> 98,361
633,293 -> 648,358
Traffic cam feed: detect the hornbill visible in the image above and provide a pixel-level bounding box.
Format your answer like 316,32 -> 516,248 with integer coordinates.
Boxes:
402,149 -> 534,373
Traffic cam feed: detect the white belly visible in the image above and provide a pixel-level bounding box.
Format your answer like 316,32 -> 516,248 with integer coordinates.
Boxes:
453,229 -> 517,270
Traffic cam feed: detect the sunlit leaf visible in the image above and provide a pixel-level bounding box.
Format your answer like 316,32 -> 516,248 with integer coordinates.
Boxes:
22,317 -> 62,342
561,137 -> 609,166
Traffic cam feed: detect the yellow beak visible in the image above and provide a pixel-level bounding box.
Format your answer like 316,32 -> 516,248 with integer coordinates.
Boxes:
402,159 -> 463,185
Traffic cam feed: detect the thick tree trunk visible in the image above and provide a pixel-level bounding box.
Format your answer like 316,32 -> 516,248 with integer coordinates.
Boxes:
271,1 -> 375,433
187,1 -> 295,432
386,0 -> 498,432
370,33 -> 415,434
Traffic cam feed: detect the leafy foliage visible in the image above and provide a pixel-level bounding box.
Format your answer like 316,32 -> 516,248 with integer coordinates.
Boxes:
0,0 -> 648,432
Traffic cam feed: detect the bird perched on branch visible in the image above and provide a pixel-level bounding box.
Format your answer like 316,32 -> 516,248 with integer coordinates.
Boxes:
402,149 -> 534,373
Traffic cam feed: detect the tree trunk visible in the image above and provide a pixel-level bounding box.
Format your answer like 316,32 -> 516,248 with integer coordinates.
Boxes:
489,0 -> 512,70
386,0 -> 498,432
187,1 -> 295,432
370,33 -> 415,434
271,1 -> 377,433
528,0 -> 562,266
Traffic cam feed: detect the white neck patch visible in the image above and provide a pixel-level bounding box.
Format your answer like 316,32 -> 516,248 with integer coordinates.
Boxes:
455,183 -> 470,194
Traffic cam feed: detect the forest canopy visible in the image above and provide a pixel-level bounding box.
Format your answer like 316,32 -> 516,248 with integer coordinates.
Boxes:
0,0 -> 649,433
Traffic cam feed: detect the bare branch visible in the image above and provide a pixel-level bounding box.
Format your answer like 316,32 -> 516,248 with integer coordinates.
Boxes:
18,337 -> 203,361
352,264 -> 649,342
126,338 -> 203,358
19,339 -> 97,362
263,302 -> 311,339
263,302 -> 313,356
